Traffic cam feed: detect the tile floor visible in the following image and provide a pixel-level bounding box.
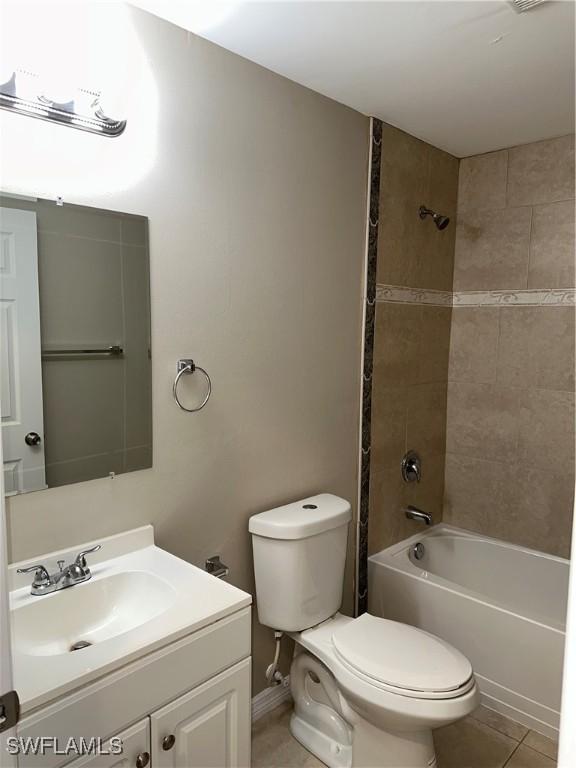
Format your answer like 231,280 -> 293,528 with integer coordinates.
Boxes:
252,702 -> 558,768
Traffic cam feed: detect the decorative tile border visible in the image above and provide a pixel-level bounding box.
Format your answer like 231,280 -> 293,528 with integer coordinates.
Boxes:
452,288 -> 576,307
375,284 -> 452,306
376,285 -> 576,307
356,117 -> 382,617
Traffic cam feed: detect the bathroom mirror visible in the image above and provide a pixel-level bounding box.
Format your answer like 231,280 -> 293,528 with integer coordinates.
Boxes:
0,195 -> 152,495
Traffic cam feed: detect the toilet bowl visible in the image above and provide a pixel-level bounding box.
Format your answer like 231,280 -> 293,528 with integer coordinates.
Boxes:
288,613 -> 478,767
249,494 -> 479,768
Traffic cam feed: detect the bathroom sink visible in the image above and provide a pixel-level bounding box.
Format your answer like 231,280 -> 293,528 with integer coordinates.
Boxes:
13,571 -> 176,656
9,525 -> 252,713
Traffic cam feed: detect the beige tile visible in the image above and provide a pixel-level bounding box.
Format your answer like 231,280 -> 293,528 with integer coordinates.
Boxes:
507,134 -> 575,207
41,360 -> 124,462
446,383 -> 520,462
421,147 -> 458,291
252,703 -> 323,768
494,466 -> 574,558
378,124 -> 429,286
368,465 -> 410,553
429,145 -> 459,216
377,123 -> 458,292
454,207 -> 531,291
449,307 -> 500,384
472,706 -> 528,742
124,446 -> 152,473
406,383 -> 448,457
36,201 -> 123,242
121,215 -> 148,246
458,150 -> 508,212
505,744 -> 556,768
517,389 -> 575,472
371,384 -> 407,470
443,454 -> 505,533
123,244 -> 152,449
528,200 -> 575,289
406,452 -> 446,523
523,731 -> 558,761
373,303 -> 420,388
418,306 -> 452,384
418,227 -> 457,291
37,231 -> 123,344
497,307 -> 575,391
434,714 -> 517,767
46,451 -> 125,488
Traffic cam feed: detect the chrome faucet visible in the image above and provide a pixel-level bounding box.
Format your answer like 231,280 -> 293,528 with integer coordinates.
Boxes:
17,545 -> 102,596
404,506 -> 433,525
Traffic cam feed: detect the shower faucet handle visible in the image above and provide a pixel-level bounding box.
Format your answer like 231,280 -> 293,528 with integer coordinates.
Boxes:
401,451 -> 421,483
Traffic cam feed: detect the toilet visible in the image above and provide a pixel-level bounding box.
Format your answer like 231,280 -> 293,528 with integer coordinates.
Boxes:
249,493 -> 479,768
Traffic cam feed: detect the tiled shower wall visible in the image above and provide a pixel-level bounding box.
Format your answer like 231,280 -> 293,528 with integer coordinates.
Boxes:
364,129 -> 574,591
444,135 -> 575,558
367,124 -> 458,557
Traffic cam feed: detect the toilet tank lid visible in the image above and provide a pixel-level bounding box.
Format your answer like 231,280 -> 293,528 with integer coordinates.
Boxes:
249,494 -> 351,539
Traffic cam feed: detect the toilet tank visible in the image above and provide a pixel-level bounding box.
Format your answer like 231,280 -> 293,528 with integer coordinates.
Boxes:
249,494 -> 351,632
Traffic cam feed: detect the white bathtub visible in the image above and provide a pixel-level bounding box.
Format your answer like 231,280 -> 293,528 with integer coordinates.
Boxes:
368,524 -> 570,738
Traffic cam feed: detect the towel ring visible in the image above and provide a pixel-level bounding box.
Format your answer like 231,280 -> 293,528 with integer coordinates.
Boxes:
173,359 -> 212,412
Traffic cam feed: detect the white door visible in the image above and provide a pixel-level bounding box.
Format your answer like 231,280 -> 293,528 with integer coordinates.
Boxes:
151,659 -> 251,768
0,207 -> 46,494
0,426 -> 16,766
64,719 -> 150,768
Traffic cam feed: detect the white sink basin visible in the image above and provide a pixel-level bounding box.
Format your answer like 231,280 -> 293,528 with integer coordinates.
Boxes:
13,571 -> 176,657
9,525 -> 252,713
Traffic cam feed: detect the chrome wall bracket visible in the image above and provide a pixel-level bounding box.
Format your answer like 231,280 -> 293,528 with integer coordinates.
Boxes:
205,555 -> 229,579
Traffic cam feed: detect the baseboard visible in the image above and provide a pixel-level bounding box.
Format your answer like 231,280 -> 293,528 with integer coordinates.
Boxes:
252,677 -> 292,721
479,690 -> 559,741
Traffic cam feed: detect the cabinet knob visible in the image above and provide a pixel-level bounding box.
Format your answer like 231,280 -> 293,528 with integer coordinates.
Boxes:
162,734 -> 176,751
135,752 -> 150,768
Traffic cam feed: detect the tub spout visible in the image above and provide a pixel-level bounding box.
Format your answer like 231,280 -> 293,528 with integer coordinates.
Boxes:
405,505 -> 433,525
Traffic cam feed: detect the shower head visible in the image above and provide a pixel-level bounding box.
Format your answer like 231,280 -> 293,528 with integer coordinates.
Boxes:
419,205 -> 450,231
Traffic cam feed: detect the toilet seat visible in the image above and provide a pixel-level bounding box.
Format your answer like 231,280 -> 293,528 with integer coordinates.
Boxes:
293,613 -> 479,737
332,614 -> 473,700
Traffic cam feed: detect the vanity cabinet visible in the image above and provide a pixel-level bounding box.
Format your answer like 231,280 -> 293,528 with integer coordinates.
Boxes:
16,609 -> 251,768
64,720 -> 150,768
150,660 -> 250,768
63,661 -> 250,768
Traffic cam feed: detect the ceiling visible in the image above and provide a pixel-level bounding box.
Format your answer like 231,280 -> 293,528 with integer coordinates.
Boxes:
130,0 -> 575,157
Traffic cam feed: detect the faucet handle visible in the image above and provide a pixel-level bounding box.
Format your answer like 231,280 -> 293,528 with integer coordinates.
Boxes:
401,451 -> 421,483
16,564 -> 50,587
74,544 -> 102,569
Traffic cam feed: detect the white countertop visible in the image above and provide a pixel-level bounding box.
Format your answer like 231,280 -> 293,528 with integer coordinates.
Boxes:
9,526 -> 251,713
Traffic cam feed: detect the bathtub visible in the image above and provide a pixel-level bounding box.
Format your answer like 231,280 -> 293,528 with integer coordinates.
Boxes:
368,524 -> 569,738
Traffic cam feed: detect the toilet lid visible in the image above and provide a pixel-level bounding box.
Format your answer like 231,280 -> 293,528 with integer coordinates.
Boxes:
332,614 -> 472,693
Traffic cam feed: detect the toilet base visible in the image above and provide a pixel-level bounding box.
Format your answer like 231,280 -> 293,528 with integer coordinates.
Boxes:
290,711 -> 352,768
290,651 -> 437,768
350,716 -> 436,768
290,710 -> 436,768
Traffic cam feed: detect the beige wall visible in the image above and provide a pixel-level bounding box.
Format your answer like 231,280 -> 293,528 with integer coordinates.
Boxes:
1,6 -> 368,693
369,124 -> 458,554
444,135 -> 575,557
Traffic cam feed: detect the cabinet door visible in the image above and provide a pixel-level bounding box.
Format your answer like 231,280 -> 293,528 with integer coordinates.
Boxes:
62,719 -> 150,768
151,659 -> 250,768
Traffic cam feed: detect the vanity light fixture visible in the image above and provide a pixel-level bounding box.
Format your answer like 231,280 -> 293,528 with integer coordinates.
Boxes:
0,69 -> 126,137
